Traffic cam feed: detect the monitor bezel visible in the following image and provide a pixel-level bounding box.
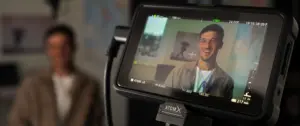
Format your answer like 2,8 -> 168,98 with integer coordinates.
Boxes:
116,5 -> 285,117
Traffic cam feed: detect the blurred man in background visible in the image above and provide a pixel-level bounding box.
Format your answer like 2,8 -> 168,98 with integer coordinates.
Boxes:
8,24 -> 105,126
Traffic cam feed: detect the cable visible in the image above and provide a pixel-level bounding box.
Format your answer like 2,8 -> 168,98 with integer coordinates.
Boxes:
104,56 -> 114,126
104,38 -> 123,126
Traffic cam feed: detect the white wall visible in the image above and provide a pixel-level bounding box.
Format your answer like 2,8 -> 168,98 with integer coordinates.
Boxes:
0,0 -> 104,77
0,0 -> 51,76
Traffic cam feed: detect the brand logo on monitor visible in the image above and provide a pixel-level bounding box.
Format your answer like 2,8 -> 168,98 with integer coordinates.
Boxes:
165,105 -> 182,113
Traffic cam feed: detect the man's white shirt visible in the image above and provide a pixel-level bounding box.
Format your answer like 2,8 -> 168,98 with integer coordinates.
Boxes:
193,67 -> 214,93
52,74 -> 75,120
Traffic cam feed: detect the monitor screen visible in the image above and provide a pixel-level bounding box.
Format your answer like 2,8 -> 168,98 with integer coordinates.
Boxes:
116,6 -> 285,116
129,15 -> 267,104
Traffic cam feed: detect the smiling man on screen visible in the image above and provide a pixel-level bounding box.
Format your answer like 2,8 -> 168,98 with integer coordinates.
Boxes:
165,24 -> 234,99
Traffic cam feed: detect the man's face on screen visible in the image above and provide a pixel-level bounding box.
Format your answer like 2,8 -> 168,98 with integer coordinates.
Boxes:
198,31 -> 221,61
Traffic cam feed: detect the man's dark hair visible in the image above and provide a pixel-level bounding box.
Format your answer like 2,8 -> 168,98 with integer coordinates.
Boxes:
44,24 -> 76,51
200,24 -> 224,41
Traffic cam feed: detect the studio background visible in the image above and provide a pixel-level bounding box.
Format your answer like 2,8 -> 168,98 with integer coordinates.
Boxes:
0,0 -> 129,126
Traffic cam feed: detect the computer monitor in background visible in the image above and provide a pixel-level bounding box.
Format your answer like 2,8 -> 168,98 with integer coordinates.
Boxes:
114,4 -> 298,125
